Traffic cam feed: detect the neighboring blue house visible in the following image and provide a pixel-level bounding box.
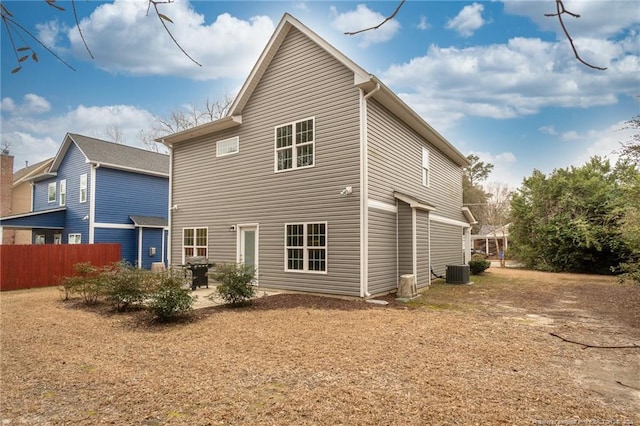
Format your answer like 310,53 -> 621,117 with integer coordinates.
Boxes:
0,133 -> 170,269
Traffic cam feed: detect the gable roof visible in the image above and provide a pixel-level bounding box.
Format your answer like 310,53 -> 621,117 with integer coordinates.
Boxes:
160,14 -> 469,167
13,157 -> 53,187
49,134 -> 169,177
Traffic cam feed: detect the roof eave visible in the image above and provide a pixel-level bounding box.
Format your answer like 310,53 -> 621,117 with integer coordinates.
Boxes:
462,207 -> 478,225
158,115 -> 243,147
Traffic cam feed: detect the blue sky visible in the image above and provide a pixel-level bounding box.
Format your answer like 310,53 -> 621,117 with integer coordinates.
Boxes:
1,0 -> 638,188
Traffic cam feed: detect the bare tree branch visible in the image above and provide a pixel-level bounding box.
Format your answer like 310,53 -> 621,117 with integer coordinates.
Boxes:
344,0 -> 607,71
1,4 -> 75,72
70,0 -> 93,59
550,332 -> 640,349
148,0 -> 202,67
344,0 -> 405,35
544,0 -> 607,70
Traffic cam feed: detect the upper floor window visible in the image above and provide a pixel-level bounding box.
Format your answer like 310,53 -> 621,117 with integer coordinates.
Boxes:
216,136 -> 239,157
422,147 -> 430,187
275,117 -> 315,172
59,180 -> 67,206
285,222 -> 327,273
48,182 -> 56,203
68,233 -> 82,244
183,227 -> 208,261
79,174 -> 87,203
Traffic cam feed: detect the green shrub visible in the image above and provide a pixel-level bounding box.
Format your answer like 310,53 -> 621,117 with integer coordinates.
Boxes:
103,261 -> 154,311
469,255 -> 491,275
213,263 -> 256,306
60,262 -> 104,304
617,261 -> 640,285
147,272 -> 193,321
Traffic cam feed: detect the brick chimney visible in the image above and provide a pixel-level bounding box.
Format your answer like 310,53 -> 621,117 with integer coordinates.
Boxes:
1,151 -> 15,244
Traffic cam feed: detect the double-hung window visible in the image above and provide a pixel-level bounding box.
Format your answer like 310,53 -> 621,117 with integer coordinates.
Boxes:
275,118 -> 315,172
183,227 -> 208,261
285,222 -> 327,273
48,182 -> 56,203
59,180 -> 67,206
422,147 -> 430,187
79,174 -> 87,203
68,233 -> 82,244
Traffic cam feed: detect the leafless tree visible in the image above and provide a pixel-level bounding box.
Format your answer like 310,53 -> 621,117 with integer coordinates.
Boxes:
139,95 -> 234,152
482,182 -> 513,262
104,122 -> 125,144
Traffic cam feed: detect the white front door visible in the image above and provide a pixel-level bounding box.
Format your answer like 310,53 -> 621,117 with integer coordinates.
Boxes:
238,224 -> 258,280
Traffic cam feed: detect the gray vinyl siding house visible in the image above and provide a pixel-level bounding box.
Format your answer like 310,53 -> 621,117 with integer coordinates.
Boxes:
162,14 -> 475,298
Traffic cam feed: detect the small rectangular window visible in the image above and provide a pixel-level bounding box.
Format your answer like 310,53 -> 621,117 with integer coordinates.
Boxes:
79,174 -> 87,203
35,234 -> 45,244
275,118 -> 315,172
59,180 -> 66,206
68,233 -> 82,244
285,222 -> 327,273
422,148 -> 430,187
48,182 -> 56,203
216,136 -> 239,157
183,227 -> 208,262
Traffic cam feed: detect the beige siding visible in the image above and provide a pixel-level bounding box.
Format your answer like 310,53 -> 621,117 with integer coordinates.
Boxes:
368,207 -> 397,294
430,221 -> 464,277
171,28 -> 362,296
416,210 -> 430,288
367,100 -> 465,221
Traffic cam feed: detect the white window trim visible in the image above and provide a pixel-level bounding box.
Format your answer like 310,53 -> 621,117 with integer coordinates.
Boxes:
216,136 -> 239,157
48,182 -> 56,203
284,221 -> 327,274
68,233 -> 82,244
79,174 -> 87,203
422,147 -> 430,187
274,117 -> 315,173
182,227 -> 208,264
59,179 -> 66,206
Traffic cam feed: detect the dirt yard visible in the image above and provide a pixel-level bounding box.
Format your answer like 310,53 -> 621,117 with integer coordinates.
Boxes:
1,267 -> 639,425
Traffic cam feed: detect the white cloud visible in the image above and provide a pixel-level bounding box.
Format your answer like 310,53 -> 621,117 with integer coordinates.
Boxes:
380,36 -> 639,128
539,126 -> 557,135
446,3 -> 485,37
1,95 -> 159,169
566,121 -> 634,167
418,16 -> 430,31
468,150 -> 520,188
330,4 -> 400,48
23,94 -> 51,114
45,0 -> 275,80
0,98 -> 16,112
560,131 -> 580,141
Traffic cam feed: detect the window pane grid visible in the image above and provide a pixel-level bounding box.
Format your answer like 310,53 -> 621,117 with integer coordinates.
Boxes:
183,228 -> 207,261
275,118 -> 314,172
286,222 -> 326,273
276,125 -> 292,148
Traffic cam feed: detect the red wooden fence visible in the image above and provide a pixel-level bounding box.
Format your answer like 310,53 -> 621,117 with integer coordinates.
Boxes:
0,244 -> 121,291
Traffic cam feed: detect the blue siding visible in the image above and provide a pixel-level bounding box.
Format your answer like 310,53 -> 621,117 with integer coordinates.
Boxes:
56,143 -> 91,242
141,228 -> 165,269
94,168 -> 168,224
94,228 -> 137,266
33,177 -> 58,211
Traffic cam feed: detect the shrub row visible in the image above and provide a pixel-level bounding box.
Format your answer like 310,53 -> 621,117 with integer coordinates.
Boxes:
60,261 -> 194,321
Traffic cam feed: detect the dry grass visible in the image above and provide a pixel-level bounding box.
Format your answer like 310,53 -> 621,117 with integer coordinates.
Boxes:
1,268 -> 639,425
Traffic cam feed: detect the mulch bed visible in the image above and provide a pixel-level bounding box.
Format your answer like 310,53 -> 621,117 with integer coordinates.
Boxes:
1,269 -> 638,425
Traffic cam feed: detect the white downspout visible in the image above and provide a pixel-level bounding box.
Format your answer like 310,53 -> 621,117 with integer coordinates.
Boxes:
89,164 -> 98,244
359,83 -> 380,298
166,144 -> 173,267
137,227 -> 143,268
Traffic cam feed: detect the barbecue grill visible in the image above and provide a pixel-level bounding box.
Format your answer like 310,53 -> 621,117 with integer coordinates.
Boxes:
183,257 -> 214,290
